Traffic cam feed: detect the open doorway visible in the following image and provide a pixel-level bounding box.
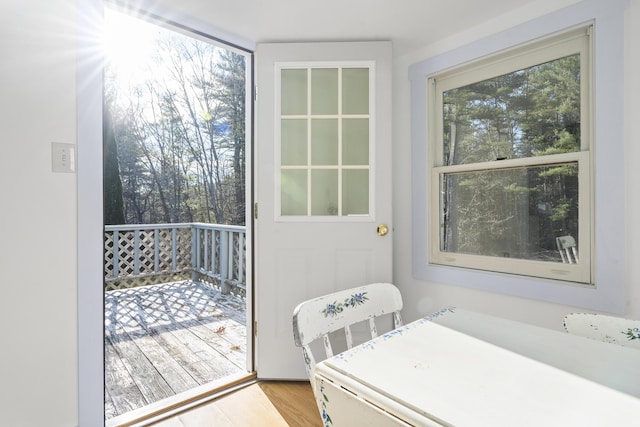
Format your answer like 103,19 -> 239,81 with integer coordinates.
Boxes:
102,7 -> 253,423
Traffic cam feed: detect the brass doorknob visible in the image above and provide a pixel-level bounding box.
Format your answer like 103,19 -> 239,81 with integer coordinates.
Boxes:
377,224 -> 389,236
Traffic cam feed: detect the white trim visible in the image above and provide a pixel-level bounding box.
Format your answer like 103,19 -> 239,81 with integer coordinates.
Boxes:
409,0 -> 628,313
77,0 -> 105,424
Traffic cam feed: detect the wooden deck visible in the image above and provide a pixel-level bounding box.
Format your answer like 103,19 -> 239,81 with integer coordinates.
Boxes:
104,280 -> 248,420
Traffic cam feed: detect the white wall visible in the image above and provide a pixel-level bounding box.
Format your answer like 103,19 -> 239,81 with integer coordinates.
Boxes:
1,0 -> 637,425
393,0 -> 640,329
0,0 -> 79,425
625,0 -> 640,318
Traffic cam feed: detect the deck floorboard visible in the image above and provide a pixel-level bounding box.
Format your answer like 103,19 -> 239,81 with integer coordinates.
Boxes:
105,281 -> 247,420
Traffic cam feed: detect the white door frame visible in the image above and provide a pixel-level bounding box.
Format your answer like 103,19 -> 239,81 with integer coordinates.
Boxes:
77,1 -> 256,424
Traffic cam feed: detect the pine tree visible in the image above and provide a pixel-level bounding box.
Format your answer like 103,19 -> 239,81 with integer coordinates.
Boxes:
103,107 -> 125,225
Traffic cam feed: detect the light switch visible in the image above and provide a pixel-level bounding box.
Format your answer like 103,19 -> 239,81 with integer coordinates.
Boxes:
52,142 -> 76,173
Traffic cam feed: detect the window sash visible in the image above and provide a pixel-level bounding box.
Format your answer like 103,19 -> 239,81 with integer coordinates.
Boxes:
427,27 -> 593,284
430,151 -> 590,283
430,27 -> 592,165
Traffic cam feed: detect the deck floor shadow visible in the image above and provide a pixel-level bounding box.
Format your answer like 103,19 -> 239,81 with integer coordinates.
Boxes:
104,281 -> 248,420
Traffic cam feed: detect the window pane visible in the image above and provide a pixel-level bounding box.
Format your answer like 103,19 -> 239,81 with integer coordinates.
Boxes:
443,54 -> 581,165
343,169 -> 369,215
280,64 -> 373,218
311,68 -> 339,115
281,119 -> 307,165
342,68 -> 369,114
311,170 -> 338,215
281,169 -> 307,215
311,119 -> 338,165
281,69 -> 307,115
342,118 -> 369,165
440,162 -> 579,263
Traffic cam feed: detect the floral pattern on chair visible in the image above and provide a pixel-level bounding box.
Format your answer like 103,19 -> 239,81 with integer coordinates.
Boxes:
321,292 -> 369,317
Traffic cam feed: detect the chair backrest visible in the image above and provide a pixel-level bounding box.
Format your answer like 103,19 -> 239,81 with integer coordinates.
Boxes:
563,312 -> 640,349
292,282 -> 403,378
556,235 -> 578,264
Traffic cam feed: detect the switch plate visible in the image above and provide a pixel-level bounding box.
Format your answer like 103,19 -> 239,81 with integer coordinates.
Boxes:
52,142 -> 76,173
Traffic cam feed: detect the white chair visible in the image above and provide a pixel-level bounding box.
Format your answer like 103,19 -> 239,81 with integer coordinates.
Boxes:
292,282 -> 403,380
563,312 -> 640,349
556,235 -> 578,264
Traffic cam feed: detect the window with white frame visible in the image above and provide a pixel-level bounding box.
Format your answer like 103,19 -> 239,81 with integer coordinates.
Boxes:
428,27 -> 592,283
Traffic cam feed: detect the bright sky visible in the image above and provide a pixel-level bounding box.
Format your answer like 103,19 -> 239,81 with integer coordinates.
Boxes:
103,9 -> 159,85
102,8 -> 240,125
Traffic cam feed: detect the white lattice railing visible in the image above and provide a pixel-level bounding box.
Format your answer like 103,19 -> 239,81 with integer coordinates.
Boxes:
104,223 -> 246,294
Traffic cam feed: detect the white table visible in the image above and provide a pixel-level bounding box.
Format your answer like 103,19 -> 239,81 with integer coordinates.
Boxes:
313,308 -> 640,426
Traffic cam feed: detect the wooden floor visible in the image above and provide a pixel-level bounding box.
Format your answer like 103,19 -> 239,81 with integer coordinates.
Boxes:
104,281 -> 248,420
150,381 -> 322,427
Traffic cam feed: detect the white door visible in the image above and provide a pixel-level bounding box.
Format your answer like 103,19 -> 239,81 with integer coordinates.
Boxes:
255,41 -> 393,379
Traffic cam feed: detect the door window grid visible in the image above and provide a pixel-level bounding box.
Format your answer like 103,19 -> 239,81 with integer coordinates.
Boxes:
278,65 -> 371,218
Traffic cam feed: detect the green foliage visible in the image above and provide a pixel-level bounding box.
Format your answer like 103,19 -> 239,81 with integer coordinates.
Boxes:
550,200 -> 573,222
441,54 -> 582,260
104,26 -> 246,226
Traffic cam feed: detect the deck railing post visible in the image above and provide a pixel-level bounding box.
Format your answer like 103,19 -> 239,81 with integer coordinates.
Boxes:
113,230 -> 119,279
237,232 -> 244,286
134,229 -> 140,276
191,225 -> 198,281
154,228 -> 159,274
171,228 -> 177,272
203,228 -> 209,277
220,230 -> 230,294
212,229 -> 219,277
228,231 -> 234,283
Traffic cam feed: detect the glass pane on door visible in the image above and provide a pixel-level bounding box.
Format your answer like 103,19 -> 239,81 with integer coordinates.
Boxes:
342,68 -> 369,114
311,119 -> 339,165
342,118 -> 369,165
343,169 -> 369,215
281,119 -> 307,165
281,69 -> 307,115
279,65 -> 371,217
312,68 -> 339,114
